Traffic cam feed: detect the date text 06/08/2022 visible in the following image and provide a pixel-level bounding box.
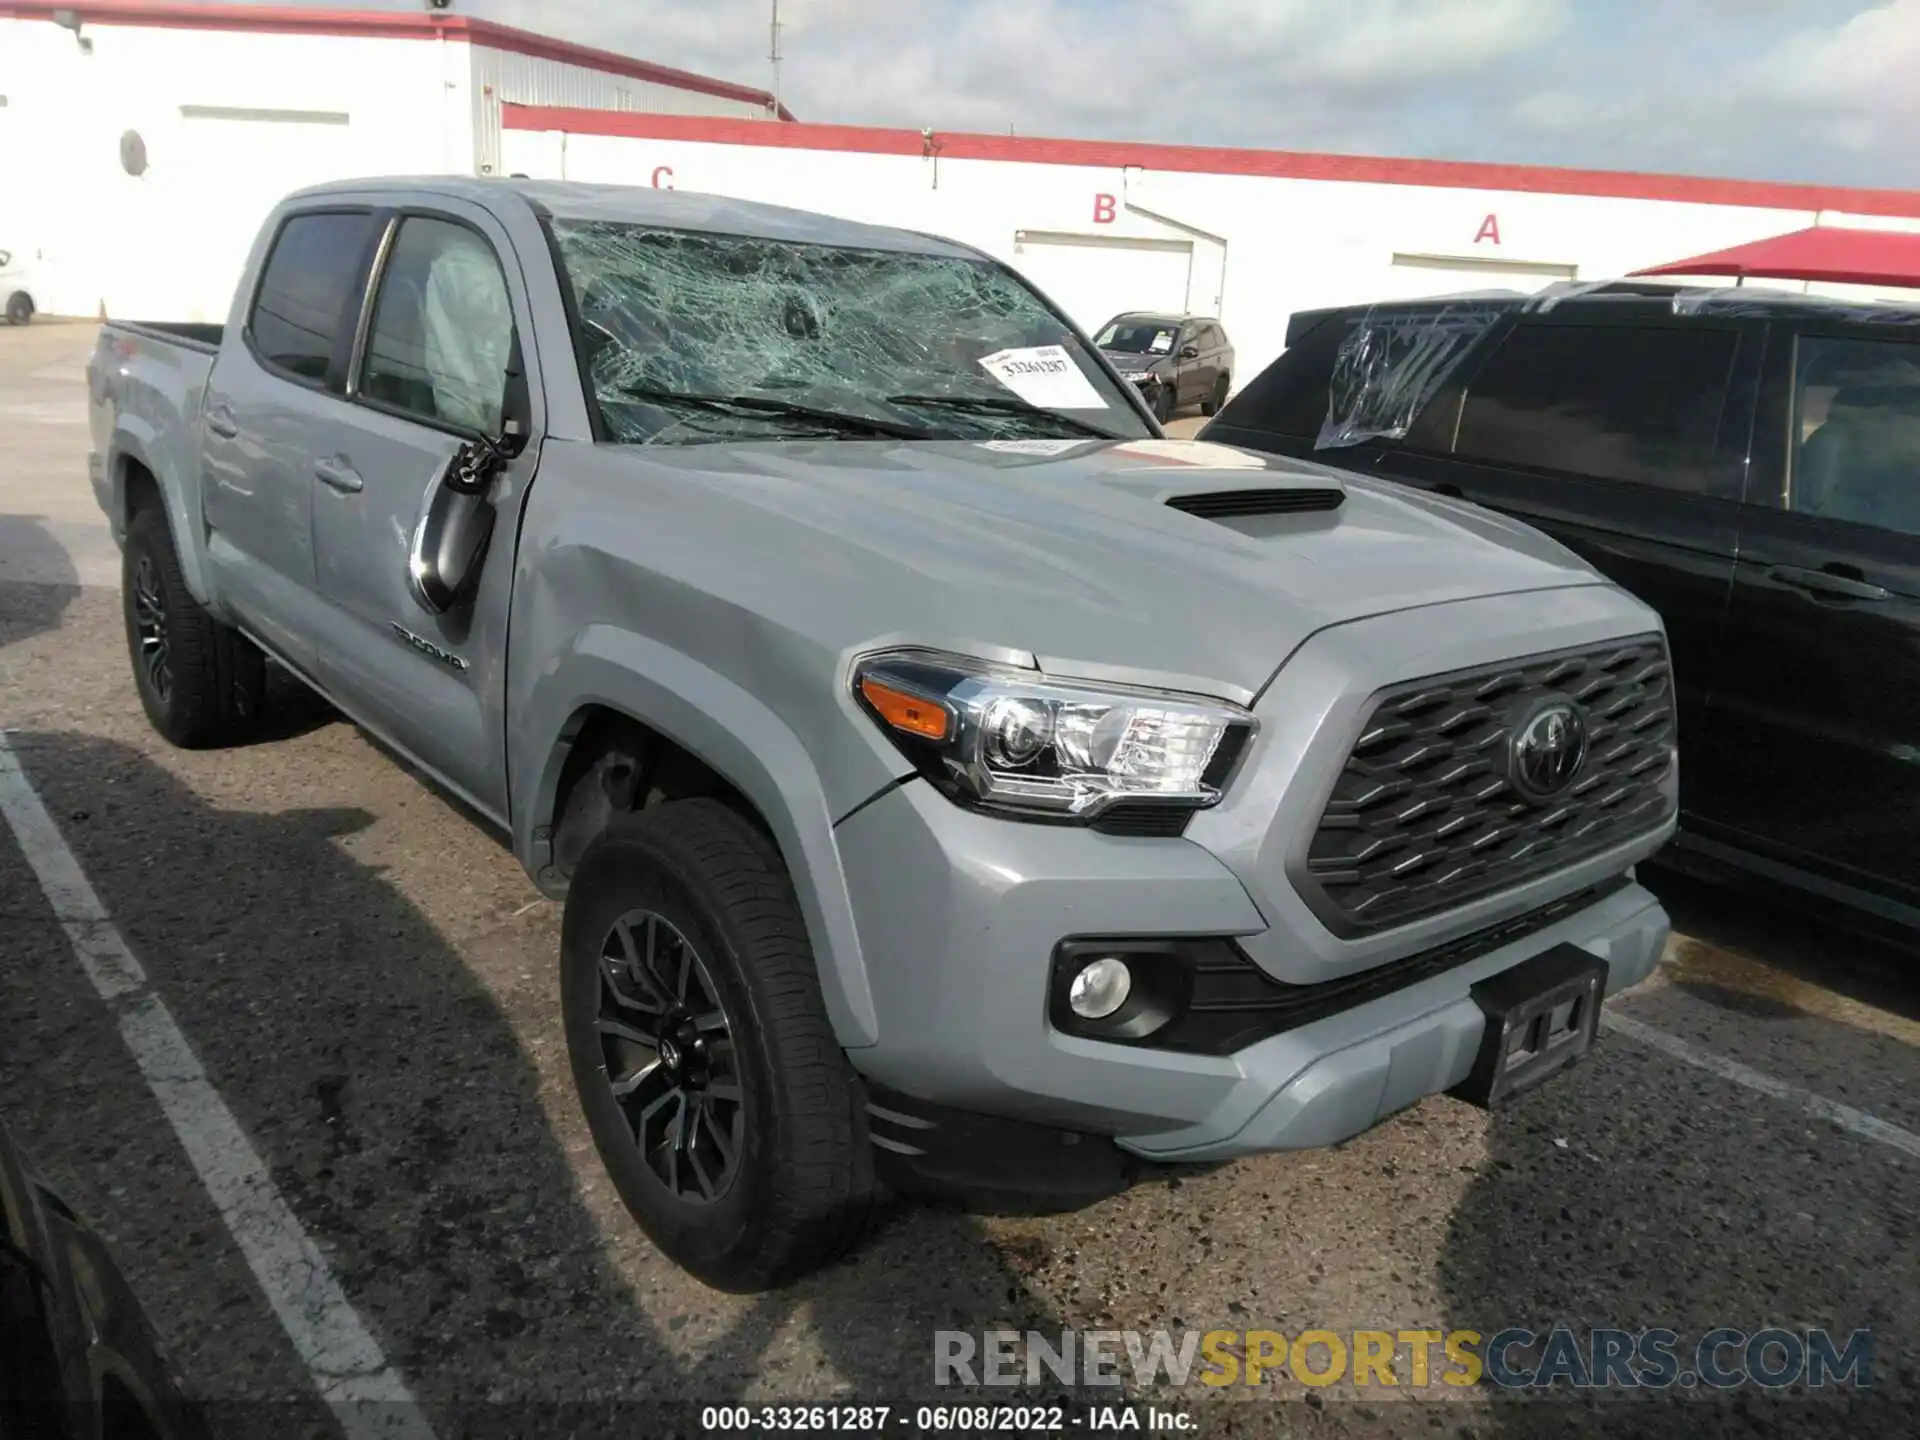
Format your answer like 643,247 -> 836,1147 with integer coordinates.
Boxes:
699,1404 -> 1194,1432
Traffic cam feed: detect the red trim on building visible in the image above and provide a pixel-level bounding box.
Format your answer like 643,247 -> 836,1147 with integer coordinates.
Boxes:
0,2 -> 794,118
501,106 -> 1920,218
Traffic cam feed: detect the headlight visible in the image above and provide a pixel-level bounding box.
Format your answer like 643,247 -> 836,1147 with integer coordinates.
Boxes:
852,649 -> 1255,823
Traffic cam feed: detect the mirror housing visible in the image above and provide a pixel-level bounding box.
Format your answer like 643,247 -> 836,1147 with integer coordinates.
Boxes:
410,442 -> 499,615
1179,344 -> 1200,359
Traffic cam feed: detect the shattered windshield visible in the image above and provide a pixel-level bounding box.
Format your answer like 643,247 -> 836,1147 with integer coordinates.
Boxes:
548,220 -> 1153,446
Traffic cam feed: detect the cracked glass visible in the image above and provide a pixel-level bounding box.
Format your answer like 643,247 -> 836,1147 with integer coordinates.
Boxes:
548,220 -> 1153,446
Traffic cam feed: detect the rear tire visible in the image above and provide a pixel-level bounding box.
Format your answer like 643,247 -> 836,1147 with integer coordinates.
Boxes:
4,291 -> 30,326
122,503 -> 265,748
561,799 -> 875,1291
1202,375 -> 1229,417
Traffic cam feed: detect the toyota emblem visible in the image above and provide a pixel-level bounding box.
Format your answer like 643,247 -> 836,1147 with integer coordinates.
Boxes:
1509,699 -> 1588,802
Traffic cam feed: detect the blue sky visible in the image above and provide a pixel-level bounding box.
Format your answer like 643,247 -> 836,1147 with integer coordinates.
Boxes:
289,1 -> 1920,188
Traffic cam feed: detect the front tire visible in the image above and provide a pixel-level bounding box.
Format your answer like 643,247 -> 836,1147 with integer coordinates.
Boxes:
3,291 -> 30,326
1152,383 -> 1176,423
122,504 -> 265,748
561,799 -> 874,1291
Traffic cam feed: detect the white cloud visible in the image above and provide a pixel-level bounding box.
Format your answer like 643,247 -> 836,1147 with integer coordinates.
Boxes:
465,0 -> 1913,185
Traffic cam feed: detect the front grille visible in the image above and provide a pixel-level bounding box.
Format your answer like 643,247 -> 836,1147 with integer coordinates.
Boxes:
1301,636 -> 1675,935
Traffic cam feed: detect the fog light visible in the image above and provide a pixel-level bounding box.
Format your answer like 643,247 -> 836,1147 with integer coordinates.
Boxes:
1068,957 -> 1132,1020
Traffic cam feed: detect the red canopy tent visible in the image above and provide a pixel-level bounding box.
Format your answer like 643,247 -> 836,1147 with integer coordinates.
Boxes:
1630,226 -> 1920,289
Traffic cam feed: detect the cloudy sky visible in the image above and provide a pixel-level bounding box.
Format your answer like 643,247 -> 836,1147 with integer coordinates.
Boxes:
316,1 -> 1916,188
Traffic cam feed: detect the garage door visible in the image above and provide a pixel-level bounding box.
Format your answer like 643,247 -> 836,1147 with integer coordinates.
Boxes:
1376,252 -> 1578,303
1010,231 -> 1194,334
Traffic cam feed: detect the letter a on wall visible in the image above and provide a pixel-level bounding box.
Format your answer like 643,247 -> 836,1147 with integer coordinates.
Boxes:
1475,214 -> 1501,245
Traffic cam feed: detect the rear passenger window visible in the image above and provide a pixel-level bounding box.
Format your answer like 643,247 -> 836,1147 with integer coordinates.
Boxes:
1452,324 -> 1738,492
1791,336 -> 1920,538
247,211 -> 378,385
360,216 -> 516,434
1213,316 -> 1355,439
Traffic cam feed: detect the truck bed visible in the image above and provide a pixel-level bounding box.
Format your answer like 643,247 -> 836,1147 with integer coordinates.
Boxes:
110,320 -> 224,353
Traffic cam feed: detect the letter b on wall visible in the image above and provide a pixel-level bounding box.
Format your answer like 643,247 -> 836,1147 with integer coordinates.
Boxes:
1093,193 -> 1117,224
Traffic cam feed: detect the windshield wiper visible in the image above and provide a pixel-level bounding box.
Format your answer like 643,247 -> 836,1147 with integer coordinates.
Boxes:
887,392 -> 1122,441
611,385 -> 936,440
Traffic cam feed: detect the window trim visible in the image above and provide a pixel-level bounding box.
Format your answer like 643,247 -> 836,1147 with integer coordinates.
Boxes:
346,206 -> 527,443
241,205 -> 384,395
1449,314 -> 1747,498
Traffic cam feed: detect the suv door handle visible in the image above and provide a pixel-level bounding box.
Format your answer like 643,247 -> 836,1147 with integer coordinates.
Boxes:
1767,565 -> 1891,602
314,455 -> 364,494
205,403 -> 238,440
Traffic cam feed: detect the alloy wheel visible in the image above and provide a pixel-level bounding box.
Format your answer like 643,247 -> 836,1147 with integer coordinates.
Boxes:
595,909 -> 745,1205
131,554 -> 172,704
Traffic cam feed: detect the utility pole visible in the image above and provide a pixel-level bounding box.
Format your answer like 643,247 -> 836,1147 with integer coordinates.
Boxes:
769,0 -> 783,115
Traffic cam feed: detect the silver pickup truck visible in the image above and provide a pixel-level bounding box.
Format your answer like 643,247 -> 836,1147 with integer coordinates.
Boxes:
88,177 -> 1678,1292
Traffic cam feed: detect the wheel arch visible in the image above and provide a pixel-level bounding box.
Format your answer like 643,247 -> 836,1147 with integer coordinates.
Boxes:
108,432 -> 217,607
514,627 -> 880,1048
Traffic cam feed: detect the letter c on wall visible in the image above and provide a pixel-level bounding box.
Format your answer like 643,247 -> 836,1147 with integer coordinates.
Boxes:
652,166 -> 675,190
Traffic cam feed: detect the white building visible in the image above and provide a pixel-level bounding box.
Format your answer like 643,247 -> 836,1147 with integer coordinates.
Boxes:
501,108 -> 1920,391
0,1 -> 787,320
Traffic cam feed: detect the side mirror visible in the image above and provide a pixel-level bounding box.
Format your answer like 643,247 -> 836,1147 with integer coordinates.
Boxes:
1179,344 -> 1200,359
410,330 -> 529,615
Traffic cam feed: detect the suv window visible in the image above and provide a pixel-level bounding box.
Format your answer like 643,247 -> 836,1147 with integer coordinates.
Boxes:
1791,335 -> 1920,538
1452,323 -> 1738,492
248,210 -> 378,385
1211,314 -> 1354,439
360,216 -> 516,434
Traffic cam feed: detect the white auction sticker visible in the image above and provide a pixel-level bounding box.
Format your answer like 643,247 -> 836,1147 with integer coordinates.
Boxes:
977,345 -> 1106,410
977,438 -> 1087,455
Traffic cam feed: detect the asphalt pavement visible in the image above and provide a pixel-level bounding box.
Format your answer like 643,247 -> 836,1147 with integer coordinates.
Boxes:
2,322 -> 1915,1439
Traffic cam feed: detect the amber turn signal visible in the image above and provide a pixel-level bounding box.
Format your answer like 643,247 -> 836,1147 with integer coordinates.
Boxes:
859,675 -> 950,741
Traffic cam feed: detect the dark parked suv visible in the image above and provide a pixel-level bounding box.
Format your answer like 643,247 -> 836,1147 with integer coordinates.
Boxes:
1202,281 -> 1920,936
1094,312 -> 1233,421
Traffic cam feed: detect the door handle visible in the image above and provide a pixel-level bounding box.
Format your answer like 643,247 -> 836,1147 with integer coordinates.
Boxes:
1766,564 -> 1891,602
205,404 -> 238,439
314,456 -> 364,494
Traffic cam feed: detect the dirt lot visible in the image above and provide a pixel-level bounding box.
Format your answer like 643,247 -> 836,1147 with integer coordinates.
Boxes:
2,322 -> 1915,1439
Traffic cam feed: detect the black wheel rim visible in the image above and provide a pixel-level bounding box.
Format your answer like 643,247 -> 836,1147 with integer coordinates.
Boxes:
595,909 -> 745,1206
131,554 -> 171,704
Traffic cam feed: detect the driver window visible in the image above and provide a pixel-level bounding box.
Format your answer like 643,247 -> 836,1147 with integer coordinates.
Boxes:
361,216 -> 515,434
1791,336 -> 1920,539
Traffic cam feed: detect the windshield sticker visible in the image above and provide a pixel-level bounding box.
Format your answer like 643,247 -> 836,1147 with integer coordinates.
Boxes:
1150,331 -> 1175,353
978,439 -> 1087,455
978,345 -> 1106,410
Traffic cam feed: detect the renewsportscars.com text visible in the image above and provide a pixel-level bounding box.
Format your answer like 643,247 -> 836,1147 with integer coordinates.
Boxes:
935,1326 -> 1873,1391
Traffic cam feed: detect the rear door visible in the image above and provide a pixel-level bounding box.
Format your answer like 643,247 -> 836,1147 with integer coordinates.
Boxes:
1369,310 -> 1763,828
307,202 -> 542,824
200,206 -> 383,672
1200,309 -> 1372,460
1699,325 -> 1920,916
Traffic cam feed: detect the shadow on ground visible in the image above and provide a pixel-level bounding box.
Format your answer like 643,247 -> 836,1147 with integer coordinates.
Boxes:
1,731 -> 1094,1435
0,515 -> 80,647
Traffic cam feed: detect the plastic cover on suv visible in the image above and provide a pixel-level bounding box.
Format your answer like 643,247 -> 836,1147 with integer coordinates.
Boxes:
1299,636 -> 1676,936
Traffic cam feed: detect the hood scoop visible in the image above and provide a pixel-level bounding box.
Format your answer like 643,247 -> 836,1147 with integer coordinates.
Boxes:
1166,486 -> 1346,520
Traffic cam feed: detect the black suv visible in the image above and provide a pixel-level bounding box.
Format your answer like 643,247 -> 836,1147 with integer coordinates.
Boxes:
1094,312 -> 1234,422
1202,282 -> 1920,936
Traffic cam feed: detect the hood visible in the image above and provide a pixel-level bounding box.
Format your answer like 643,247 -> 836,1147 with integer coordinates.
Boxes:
558,436 -> 1609,703
1101,349 -> 1167,374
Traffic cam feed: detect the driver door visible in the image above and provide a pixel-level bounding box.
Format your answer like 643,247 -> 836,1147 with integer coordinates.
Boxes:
308,202 -> 542,824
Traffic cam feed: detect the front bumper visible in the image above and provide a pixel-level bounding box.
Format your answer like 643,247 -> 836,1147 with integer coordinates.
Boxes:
832,587 -> 1677,1161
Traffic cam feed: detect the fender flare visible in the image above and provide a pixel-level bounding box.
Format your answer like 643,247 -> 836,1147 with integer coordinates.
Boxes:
109,425 -> 218,609
515,625 -> 880,1048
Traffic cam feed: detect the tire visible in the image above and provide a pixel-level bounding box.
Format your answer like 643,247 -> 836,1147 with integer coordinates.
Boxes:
1152,383 -> 1176,424
1202,375 -> 1229,417
122,503 -> 265,747
4,291 -> 30,326
561,799 -> 875,1291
